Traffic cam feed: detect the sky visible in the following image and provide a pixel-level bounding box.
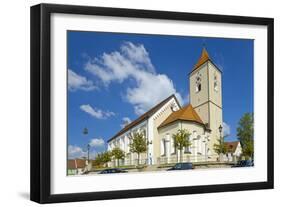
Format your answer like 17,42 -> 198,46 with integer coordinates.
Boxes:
67,31 -> 254,159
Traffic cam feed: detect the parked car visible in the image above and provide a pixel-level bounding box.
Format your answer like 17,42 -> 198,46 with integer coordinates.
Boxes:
167,162 -> 193,171
232,160 -> 254,167
98,168 -> 128,174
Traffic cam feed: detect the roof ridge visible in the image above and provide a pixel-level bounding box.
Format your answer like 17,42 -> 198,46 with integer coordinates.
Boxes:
107,94 -> 178,142
158,104 -> 204,128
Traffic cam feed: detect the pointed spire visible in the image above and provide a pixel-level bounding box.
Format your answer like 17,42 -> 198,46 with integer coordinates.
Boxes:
192,47 -> 210,71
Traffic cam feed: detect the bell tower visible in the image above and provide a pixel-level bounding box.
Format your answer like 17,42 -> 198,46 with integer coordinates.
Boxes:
189,48 -> 223,155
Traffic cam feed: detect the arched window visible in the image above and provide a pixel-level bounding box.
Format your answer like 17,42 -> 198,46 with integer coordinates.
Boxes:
171,137 -> 176,154
195,74 -> 202,93
196,83 -> 201,92
197,135 -> 202,154
214,74 -> 218,91
161,139 -> 166,156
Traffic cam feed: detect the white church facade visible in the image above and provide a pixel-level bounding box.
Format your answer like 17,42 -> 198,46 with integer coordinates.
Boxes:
107,48 -> 223,166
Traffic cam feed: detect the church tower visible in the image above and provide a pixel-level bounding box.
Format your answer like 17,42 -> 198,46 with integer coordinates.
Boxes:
189,48 -> 223,155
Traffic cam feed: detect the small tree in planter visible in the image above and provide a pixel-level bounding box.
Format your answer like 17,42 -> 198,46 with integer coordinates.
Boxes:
172,129 -> 192,163
111,147 -> 125,167
213,137 -> 227,161
128,132 -> 147,166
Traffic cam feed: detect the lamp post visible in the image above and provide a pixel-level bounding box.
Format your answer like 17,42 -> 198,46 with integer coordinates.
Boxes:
87,143 -> 90,163
219,125 -> 223,141
146,140 -> 152,165
219,124 -> 223,162
83,127 -> 90,164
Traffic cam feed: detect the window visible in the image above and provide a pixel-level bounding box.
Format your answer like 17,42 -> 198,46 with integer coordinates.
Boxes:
214,81 -> 218,91
197,135 -> 202,154
195,82 -> 201,92
214,74 -> 218,91
161,139 -> 166,156
184,145 -> 190,153
142,129 -> 146,138
195,74 -> 202,93
171,137 -> 176,154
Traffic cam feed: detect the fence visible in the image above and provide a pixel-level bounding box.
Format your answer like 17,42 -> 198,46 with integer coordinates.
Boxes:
108,153 -> 239,167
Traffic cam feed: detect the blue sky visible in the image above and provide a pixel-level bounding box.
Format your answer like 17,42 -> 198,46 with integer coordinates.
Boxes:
67,31 -> 253,159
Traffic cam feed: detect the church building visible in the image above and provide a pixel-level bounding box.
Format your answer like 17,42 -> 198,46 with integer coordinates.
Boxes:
107,48 -> 223,166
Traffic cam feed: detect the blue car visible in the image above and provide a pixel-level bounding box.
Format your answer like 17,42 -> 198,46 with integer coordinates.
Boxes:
99,168 -> 128,174
232,160 -> 254,167
167,162 -> 193,171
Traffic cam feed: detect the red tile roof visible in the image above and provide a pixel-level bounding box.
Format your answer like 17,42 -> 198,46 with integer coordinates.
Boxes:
224,141 -> 240,153
67,159 -> 86,169
191,47 -> 210,72
76,159 -> 86,168
158,104 -> 204,128
67,160 -> 76,169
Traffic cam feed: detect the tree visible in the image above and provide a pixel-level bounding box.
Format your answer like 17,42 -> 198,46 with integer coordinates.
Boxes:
172,129 -> 191,162
237,113 -> 254,159
95,151 -> 111,167
213,136 -> 227,155
111,147 -> 125,167
128,132 -> 148,165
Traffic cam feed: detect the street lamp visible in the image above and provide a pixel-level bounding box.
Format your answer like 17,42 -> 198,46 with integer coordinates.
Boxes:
218,124 -> 223,162
146,140 -> 152,165
83,127 -> 88,135
219,124 -> 223,137
87,143 -> 90,163
82,127 -> 90,163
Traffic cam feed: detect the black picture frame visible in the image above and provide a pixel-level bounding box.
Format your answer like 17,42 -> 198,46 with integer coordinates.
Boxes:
30,3 -> 274,204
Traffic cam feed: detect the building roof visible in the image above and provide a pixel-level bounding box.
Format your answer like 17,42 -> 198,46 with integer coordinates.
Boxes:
76,159 -> 86,168
225,141 -> 240,153
158,104 -> 204,128
190,47 -> 222,74
191,47 -> 210,72
67,160 -> 76,169
67,159 -> 86,169
107,94 -> 180,143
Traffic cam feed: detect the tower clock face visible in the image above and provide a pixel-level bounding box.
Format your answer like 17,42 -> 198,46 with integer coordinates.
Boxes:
170,102 -> 177,111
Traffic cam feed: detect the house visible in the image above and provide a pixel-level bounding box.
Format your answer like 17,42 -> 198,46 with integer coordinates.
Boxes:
107,48 -> 223,166
67,159 -> 87,175
224,141 -> 242,162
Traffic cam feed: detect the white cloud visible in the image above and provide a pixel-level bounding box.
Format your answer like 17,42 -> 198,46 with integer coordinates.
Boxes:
80,104 -> 115,119
68,69 -> 97,91
85,42 -> 184,115
89,138 -> 105,148
126,72 -> 183,115
68,145 -> 87,159
223,122 -> 231,137
68,145 -> 101,159
120,42 -> 155,73
120,117 -> 132,128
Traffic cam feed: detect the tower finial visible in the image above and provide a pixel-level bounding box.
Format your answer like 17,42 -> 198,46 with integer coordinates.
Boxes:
202,39 -> 206,49
192,45 -> 210,71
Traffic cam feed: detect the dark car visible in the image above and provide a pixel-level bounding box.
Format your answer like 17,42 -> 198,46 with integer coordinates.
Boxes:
167,162 -> 193,171
98,168 -> 128,174
232,160 -> 254,167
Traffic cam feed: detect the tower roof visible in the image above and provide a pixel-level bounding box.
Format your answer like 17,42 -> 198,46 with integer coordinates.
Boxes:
192,47 -> 210,72
158,104 -> 204,128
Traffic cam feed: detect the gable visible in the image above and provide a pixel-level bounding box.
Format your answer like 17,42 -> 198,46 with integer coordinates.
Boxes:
107,94 -> 181,143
